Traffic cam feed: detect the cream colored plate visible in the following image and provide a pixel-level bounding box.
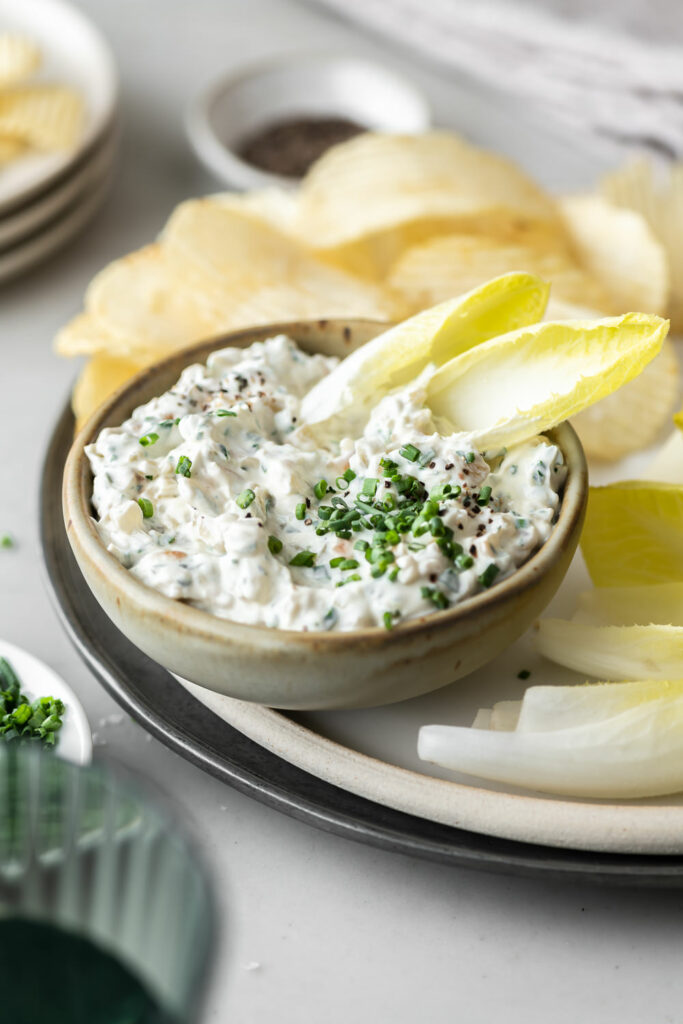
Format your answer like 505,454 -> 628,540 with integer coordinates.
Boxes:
0,125 -> 117,249
176,437 -> 683,857
0,166 -> 112,283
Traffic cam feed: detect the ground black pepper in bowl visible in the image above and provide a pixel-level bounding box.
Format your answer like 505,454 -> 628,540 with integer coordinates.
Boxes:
236,116 -> 365,178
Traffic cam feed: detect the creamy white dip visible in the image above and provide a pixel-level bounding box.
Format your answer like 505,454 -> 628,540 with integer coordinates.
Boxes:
87,335 -> 566,632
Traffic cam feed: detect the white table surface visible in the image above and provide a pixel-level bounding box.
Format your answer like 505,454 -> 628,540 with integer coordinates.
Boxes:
4,1 -> 683,1021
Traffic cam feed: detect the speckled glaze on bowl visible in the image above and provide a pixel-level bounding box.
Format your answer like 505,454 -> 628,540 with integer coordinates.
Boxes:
63,320 -> 588,710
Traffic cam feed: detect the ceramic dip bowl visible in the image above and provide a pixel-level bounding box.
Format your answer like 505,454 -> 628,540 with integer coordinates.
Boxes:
63,320 -> 588,710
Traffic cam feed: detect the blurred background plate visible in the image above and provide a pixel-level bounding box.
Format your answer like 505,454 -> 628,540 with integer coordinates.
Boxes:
0,169 -> 113,284
0,0 -> 118,214
0,122 -> 117,249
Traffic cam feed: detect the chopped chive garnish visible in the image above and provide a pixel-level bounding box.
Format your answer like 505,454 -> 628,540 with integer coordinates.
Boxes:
399,443 -> 421,462
383,611 -> 394,630
1,534 -> 13,549
139,432 -> 159,447
335,573 -> 361,587
455,553 -> 474,570
330,556 -> 345,568
335,476 -> 349,490
295,503 -> 306,520
354,539 -> 369,551
380,457 -> 399,476
175,455 -> 192,477
216,409 -> 237,417
267,535 -> 283,555
388,567 -> 400,582
339,558 -> 359,571
314,479 -> 328,499
517,669 -> 531,680
144,474 -> 154,480
515,517 -> 528,529
0,656 -> 65,748
137,498 -> 153,519
343,467 -> 356,482
478,486 -> 492,506
289,550 -> 316,567
420,587 -> 449,610
478,563 -> 500,588
418,448 -> 436,467
236,489 -> 255,509
465,452 -> 476,463
362,477 -> 378,497
323,608 -> 338,628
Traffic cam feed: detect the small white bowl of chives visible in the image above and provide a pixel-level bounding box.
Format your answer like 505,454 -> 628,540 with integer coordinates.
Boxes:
0,639 -> 92,765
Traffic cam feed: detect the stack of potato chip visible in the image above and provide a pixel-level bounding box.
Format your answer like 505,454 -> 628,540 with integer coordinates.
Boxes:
0,32 -> 83,163
56,131 -> 680,459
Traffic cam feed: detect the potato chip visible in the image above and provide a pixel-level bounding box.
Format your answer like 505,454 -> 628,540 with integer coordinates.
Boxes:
569,336 -> 679,461
85,244 -> 225,355
72,354 -> 148,433
387,233 -> 614,315
162,200 -> 395,321
0,135 -> 25,163
294,132 -> 565,278
647,426 -> 683,483
559,194 -> 669,315
0,85 -> 83,150
601,158 -> 683,330
0,33 -> 40,87
212,187 -> 299,235
55,312 -> 121,358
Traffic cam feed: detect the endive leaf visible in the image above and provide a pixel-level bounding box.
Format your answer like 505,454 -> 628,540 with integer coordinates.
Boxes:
418,687 -> 683,797
515,679 -> 683,730
426,313 -> 668,450
581,481 -> 683,587
535,620 -> 683,680
299,272 -> 549,427
575,582 -> 683,627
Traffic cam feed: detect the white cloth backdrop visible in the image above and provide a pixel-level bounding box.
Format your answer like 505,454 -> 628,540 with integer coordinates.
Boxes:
307,0 -> 683,159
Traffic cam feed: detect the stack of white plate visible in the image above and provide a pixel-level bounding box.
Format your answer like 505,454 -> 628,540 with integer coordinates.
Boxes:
0,0 -> 118,284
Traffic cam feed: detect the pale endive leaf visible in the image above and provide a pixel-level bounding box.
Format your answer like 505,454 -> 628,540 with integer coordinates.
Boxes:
477,681 -> 683,736
581,481 -> 683,587
425,313 -> 668,450
299,272 -> 549,427
516,680 -> 683,730
575,582 -> 683,627
535,620 -> 683,680
418,691 -> 683,797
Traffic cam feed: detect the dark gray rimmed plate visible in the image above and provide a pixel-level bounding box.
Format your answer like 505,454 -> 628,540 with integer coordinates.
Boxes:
41,399 -> 683,887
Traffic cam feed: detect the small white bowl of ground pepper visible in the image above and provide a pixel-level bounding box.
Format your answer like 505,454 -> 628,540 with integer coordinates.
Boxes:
187,53 -> 431,190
